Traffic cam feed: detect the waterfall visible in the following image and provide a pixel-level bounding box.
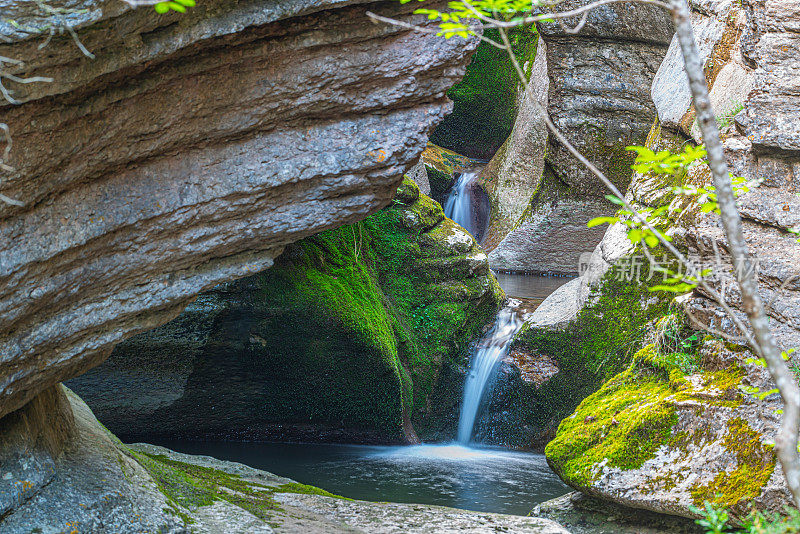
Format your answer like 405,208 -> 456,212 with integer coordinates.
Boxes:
443,171 -> 480,237
457,306 -> 524,444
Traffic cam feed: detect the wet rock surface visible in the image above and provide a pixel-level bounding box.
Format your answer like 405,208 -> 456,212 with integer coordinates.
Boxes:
3,386 -> 570,533
534,492 -> 702,534
275,493 -> 571,533
0,0 -> 479,421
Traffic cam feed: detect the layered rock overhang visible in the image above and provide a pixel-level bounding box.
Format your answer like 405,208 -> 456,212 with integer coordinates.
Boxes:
0,0 -> 479,420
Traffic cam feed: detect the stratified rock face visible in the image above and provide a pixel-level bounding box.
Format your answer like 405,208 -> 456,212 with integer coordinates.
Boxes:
480,2 -> 673,274
0,0 -> 479,421
538,1 -> 674,193
644,0 -> 800,351
542,0 -> 800,519
68,179 -> 504,444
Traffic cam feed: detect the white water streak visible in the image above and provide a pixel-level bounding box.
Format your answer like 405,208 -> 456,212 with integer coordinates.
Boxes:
457,307 -> 524,444
443,171 -> 480,236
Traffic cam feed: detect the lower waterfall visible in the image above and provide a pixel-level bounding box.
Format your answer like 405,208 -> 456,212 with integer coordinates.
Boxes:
457,305 -> 524,444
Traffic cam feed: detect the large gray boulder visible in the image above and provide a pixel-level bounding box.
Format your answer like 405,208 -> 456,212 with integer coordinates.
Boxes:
0,0 -> 479,421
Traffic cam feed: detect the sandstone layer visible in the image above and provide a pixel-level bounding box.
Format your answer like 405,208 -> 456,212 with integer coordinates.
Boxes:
0,0 -> 479,421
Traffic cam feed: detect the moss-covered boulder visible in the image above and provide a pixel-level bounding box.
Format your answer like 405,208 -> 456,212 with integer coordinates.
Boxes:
471,265 -> 673,450
68,179 -> 504,444
545,337 -> 792,523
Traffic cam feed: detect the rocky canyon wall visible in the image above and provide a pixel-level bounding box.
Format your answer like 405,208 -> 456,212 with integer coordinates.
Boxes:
479,2 -> 674,274
67,179 -> 504,444
541,0 -> 800,521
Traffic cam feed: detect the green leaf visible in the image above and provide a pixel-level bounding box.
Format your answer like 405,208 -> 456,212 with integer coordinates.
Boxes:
700,201 -> 718,213
649,283 -> 696,293
757,388 -> 780,400
587,216 -> 619,228
644,234 -> 660,248
605,194 -> 624,206
166,1 -> 187,12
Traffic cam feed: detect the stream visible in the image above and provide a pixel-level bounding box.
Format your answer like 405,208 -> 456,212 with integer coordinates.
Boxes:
140,440 -> 568,515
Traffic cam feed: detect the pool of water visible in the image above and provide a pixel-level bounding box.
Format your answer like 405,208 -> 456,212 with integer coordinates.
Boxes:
494,272 -> 572,307
142,440 -> 569,515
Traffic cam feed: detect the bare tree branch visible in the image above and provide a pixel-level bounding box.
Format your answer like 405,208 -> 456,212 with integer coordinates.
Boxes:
0,123 -> 23,206
366,11 -> 507,49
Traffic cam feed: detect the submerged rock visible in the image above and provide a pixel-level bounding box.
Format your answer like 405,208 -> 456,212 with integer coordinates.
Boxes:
0,0 -> 479,422
69,179 -> 504,443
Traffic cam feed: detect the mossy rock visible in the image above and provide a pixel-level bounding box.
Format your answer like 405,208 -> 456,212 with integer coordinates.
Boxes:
430,27 -> 539,159
545,336 -> 788,524
473,264 -> 674,449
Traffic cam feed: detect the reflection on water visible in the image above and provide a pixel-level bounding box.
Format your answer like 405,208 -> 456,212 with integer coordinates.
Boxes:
142,440 -> 568,515
494,272 -> 573,307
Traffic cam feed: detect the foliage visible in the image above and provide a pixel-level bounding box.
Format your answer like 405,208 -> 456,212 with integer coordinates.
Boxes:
154,0 -> 196,14
652,314 -> 701,374
587,144 -> 760,294
690,501 -> 731,534
716,100 -> 744,131
691,501 -> 800,534
401,0 -> 542,38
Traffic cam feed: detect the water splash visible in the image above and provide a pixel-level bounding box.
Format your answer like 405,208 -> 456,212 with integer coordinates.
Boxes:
443,170 -> 480,237
457,306 -> 524,444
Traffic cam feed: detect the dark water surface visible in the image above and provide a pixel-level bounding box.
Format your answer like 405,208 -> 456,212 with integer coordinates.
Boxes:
141,440 -> 569,515
494,272 -> 573,307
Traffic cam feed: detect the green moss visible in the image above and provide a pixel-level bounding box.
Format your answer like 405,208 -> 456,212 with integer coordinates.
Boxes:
430,26 -> 539,159
363,180 -> 503,419
544,363 -> 679,486
546,335 -> 752,491
246,178 -> 502,439
690,418 -> 776,510
132,450 -> 345,525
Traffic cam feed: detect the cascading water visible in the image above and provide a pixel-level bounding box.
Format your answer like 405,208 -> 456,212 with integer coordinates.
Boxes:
457,305 -> 524,444
443,171 -> 480,237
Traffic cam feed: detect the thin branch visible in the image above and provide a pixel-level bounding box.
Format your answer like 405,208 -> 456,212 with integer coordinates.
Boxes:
0,123 -> 23,206
366,11 -> 506,49
370,1 -> 757,350
479,0 -> 671,28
